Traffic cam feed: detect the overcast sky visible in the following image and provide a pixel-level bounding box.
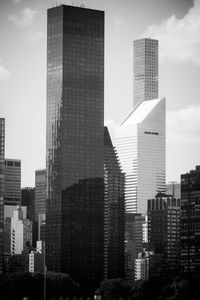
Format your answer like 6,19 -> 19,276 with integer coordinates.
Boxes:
0,0 -> 199,187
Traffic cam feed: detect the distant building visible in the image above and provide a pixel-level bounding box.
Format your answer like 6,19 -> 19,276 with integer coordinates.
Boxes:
0,118 -> 5,273
35,169 -> 46,221
125,213 -> 145,282
133,38 -> 158,108
134,249 -> 163,280
38,213 -> 46,241
148,193 -> 180,273
29,241 -> 44,273
4,205 -> 27,256
180,166 -> 200,274
104,126 -> 125,279
4,159 -> 21,206
115,97 -> 166,215
166,182 -> 180,199
11,206 -> 32,255
21,187 -> 35,221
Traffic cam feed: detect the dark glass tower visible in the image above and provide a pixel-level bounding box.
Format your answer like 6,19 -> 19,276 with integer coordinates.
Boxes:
0,118 -> 5,273
46,5 -> 104,293
180,166 -> 200,275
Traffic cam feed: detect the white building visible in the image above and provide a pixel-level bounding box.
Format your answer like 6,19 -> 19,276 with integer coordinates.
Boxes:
115,97 -> 166,215
11,206 -> 32,254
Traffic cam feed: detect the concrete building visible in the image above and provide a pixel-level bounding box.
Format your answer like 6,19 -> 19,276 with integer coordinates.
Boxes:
134,249 -> 163,280
4,159 -> 21,206
115,97 -> 166,215
0,118 -> 5,273
133,38 -> 158,108
11,206 -> 32,255
148,193 -> 180,273
166,182 -> 180,199
46,5 -> 104,293
180,166 -> 200,275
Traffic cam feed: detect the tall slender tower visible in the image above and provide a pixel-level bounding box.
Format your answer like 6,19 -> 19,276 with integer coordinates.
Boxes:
0,118 -> 5,273
133,38 -> 158,108
46,5 -> 104,293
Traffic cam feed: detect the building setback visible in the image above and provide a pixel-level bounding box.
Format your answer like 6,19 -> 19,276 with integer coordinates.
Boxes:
4,159 -> 21,206
46,5 -> 104,293
115,97 -> 166,215
104,126 -> 125,279
180,166 -> 200,274
0,118 -> 5,273
133,38 -> 158,108
148,193 -> 180,274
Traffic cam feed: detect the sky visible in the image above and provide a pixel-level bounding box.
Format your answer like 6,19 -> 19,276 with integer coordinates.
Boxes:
0,0 -> 199,187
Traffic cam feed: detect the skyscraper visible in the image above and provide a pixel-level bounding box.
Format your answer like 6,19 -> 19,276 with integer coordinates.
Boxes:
4,159 -> 21,206
133,38 -> 158,108
180,166 -> 200,275
104,126 -> 125,279
116,97 -> 166,215
0,118 -> 5,273
35,169 -> 46,221
148,193 -> 180,274
46,5 -> 104,293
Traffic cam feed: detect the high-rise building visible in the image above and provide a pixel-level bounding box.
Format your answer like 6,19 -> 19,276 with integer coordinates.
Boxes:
21,187 -> 35,221
115,97 -> 166,215
166,182 -> 180,199
35,169 -> 46,221
10,206 -> 32,255
46,5 -> 104,293
133,38 -> 158,108
180,166 -> 200,275
104,126 -> 125,279
4,159 -> 21,206
125,213 -> 145,282
0,118 -> 5,273
148,193 -> 180,273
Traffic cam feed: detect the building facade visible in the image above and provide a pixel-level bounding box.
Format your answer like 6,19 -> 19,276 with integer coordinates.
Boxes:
104,126 -> 125,279
4,159 -> 21,206
133,38 -> 158,108
148,193 -> 180,273
180,166 -> 200,274
46,5 -> 104,293
0,118 -> 5,273
11,206 -> 32,255
115,97 -> 166,215
35,169 -> 46,221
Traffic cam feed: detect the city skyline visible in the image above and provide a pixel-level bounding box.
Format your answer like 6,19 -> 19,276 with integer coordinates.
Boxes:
0,0 -> 199,187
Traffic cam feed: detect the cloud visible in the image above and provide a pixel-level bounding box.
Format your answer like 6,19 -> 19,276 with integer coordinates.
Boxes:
28,30 -> 44,42
8,7 -> 37,27
13,0 -> 24,3
142,0 -> 200,65
167,105 -> 200,143
114,15 -> 125,28
0,64 -> 10,80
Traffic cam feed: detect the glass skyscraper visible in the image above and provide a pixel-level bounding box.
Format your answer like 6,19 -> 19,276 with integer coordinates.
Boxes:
0,118 -> 5,273
133,38 -> 158,108
46,5 -> 104,293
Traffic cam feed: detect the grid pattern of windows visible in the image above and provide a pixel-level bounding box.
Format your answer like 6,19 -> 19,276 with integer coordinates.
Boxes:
46,5 -> 104,293
4,159 -> 21,206
0,118 -> 5,273
180,166 -> 200,274
133,38 -> 158,108
148,195 -> 180,274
